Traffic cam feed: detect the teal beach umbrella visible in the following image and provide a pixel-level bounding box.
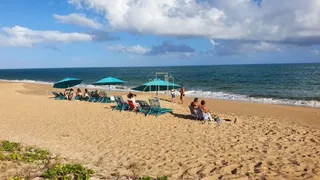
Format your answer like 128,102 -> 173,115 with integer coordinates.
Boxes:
132,79 -> 181,95
93,77 -> 125,91
53,77 -> 82,89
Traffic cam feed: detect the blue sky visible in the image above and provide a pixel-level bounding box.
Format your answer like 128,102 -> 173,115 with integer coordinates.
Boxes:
0,0 -> 319,69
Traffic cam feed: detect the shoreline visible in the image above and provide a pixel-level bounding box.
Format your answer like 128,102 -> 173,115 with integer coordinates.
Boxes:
1,79 -> 320,109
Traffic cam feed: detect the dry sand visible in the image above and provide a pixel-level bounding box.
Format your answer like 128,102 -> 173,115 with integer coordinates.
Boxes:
0,82 -> 320,179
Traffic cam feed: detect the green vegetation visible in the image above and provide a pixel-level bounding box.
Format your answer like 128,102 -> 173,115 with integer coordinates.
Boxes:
43,164 -> 95,180
139,176 -> 168,180
1,140 -> 94,180
1,140 -> 168,179
8,177 -> 25,180
0,140 -> 51,163
0,141 -> 21,151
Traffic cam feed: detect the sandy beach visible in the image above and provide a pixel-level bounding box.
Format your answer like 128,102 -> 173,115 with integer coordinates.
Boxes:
1,81 -> 320,179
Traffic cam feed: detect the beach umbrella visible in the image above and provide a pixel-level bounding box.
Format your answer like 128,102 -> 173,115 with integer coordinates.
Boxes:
53,77 -> 82,89
132,79 -> 181,96
93,76 -> 125,91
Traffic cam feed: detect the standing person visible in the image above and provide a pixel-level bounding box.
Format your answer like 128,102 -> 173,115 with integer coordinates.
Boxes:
171,89 -> 176,103
179,85 -> 185,104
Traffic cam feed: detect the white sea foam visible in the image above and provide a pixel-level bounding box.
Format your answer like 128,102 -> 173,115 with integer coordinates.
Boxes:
0,79 -> 54,85
185,90 -> 320,108
0,79 -> 131,92
1,79 -> 319,108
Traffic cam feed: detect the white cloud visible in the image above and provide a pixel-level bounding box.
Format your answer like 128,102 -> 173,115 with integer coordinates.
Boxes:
210,39 -> 219,46
68,0 -> 320,45
53,13 -> 102,29
0,26 -> 93,47
107,42 -> 195,58
107,44 -> 150,54
209,41 -> 283,56
312,49 -> 319,56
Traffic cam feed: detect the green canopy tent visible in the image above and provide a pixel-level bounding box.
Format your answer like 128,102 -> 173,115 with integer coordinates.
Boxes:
53,77 -> 82,89
92,77 -> 125,91
132,79 -> 181,97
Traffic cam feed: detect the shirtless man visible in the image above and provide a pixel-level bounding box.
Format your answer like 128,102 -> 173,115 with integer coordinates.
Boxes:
190,98 -> 199,109
190,98 -> 200,114
200,100 -> 213,122
179,85 -> 185,104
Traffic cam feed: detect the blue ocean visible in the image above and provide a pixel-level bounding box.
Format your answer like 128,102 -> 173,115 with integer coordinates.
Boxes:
1,63 -> 320,108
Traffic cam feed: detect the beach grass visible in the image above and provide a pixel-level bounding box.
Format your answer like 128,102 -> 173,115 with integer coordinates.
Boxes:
0,140 -> 168,179
0,140 -> 95,179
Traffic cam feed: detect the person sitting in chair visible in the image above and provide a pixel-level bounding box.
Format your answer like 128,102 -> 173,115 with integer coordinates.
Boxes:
64,89 -> 69,99
127,92 -> 140,109
82,89 -> 89,101
200,100 -> 213,122
68,88 -> 74,100
76,88 -> 82,99
190,98 -> 200,114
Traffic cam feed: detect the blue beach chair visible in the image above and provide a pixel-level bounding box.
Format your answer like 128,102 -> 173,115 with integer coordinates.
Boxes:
100,91 -> 116,103
112,96 -> 128,112
52,92 -> 66,100
88,91 -> 100,102
148,98 -> 172,117
136,100 -> 151,116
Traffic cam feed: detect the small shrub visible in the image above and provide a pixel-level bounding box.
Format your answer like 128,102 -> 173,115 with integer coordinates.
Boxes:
42,163 -> 95,180
157,176 -> 168,180
8,176 -> 25,180
139,176 -> 168,180
8,152 -> 23,161
0,141 -> 21,151
139,177 -> 152,180
23,147 -> 51,163
0,152 -> 6,160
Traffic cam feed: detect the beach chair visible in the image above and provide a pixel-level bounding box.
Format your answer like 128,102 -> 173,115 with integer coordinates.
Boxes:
88,91 -> 99,102
52,92 -> 66,100
101,92 -> 116,103
112,96 -> 128,112
74,95 -> 81,101
136,100 -> 151,116
148,98 -> 173,117
189,106 -> 201,120
52,92 -> 60,99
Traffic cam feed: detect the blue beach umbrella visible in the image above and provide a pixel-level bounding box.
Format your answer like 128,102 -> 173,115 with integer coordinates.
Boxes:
53,77 -> 82,89
93,76 -> 125,91
132,79 -> 181,95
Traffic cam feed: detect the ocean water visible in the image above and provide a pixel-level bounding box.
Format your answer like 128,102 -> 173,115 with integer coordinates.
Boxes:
0,63 -> 320,108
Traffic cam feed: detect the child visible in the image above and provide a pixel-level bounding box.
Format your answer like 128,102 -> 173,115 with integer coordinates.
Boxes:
171,89 -> 176,103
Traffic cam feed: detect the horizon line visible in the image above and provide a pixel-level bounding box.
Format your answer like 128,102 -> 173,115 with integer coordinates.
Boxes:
0,61 -> 319,70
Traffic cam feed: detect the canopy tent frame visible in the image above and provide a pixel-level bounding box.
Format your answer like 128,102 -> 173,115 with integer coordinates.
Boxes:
136,78 -> 180,98
155,72 -> 176,99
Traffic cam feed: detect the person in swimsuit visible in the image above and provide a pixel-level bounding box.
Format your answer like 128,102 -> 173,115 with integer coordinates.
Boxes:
68,88 -> 74,100
76,88 -> 82,99
179,85 -> 185,104
82,89 -> 89,101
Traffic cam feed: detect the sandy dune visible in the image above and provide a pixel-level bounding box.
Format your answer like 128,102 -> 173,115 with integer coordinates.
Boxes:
0,82 -> 320,179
